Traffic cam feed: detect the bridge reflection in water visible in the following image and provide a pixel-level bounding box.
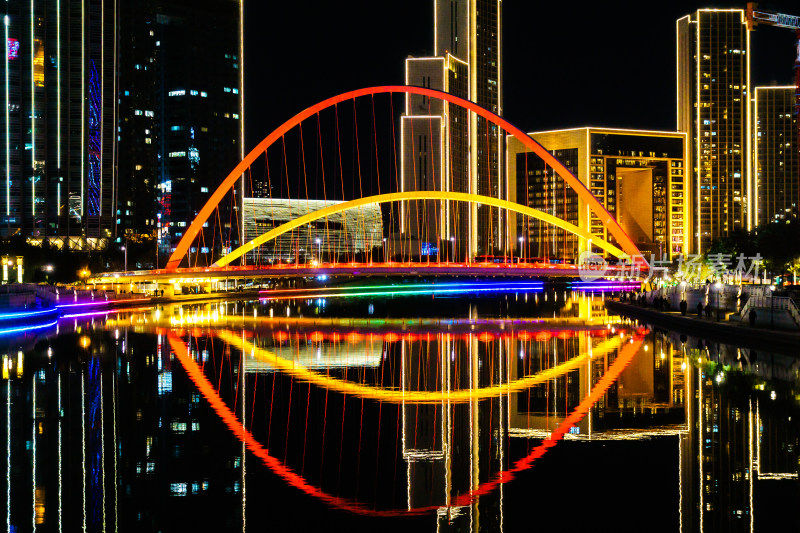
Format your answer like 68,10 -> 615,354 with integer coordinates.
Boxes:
1,295 -> 798,531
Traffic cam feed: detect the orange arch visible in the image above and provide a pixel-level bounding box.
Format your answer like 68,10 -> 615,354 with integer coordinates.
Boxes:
166,86 -> 640,271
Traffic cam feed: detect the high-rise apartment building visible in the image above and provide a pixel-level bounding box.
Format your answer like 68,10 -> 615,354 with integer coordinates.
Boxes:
1,0 -> 117,249
677,9 -> 751,254
400,0 -> 502,260
117,0 -> 243,263
507,128 -> 687,262
754,86 -> 798,225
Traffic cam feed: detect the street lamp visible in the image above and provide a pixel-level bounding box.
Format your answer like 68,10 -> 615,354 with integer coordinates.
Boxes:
42,264 -> 54,283
315,237 -> 321,264
121,244 -> 127,272
518,236 -> 524,262
382,237 -> 387,263
714,282 -> 722,321
79,268 -> 90,287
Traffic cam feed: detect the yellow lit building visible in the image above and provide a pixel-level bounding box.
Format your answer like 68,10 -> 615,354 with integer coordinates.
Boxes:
507,128 -> 688,262
754,86 -> 799,225
677,9 -> 752,253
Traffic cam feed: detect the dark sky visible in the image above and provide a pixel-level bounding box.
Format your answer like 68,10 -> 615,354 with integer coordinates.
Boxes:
243,1 -> 799,152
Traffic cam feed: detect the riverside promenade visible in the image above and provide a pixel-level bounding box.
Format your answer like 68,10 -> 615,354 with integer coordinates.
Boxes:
605,299 -> 800,353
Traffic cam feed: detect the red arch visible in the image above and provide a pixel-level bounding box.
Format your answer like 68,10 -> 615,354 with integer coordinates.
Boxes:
166,86 -> 640,270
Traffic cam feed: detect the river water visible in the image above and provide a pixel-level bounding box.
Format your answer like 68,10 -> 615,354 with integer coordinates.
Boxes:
2,289 -> 798,532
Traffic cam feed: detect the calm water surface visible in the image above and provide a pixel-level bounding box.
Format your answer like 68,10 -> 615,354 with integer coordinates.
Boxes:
2,290 -> 798,532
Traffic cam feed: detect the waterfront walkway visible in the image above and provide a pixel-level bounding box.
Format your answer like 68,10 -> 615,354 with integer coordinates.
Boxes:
605,300 -> 800,353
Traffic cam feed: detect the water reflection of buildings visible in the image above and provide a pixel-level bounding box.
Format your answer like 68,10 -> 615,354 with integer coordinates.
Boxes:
0,327 -> 245,532
507,327 -> 799,532
4,303 -> 798,531
400,334 -> 507,531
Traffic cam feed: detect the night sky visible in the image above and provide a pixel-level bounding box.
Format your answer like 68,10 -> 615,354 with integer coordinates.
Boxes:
243,1 -> 799,152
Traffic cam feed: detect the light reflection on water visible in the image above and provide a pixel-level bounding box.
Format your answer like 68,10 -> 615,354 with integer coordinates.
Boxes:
0,292 -> 798,532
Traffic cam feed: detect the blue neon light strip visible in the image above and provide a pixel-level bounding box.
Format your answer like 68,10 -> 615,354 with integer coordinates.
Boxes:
0,308 -> 58,321
0,320 -> 57,336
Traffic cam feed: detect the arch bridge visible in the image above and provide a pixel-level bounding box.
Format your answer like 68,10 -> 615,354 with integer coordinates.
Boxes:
92,86 -> 645,288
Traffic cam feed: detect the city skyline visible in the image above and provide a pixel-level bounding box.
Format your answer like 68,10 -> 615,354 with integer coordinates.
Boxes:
244,1 -> 798,153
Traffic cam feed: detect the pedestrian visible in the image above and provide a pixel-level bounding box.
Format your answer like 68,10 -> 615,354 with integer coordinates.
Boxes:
679,300 -> 687,316
696,301 -> 703,318
748,308 -> 757,327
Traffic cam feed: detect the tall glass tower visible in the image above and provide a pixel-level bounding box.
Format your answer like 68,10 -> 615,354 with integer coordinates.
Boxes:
1,0 -> 117,249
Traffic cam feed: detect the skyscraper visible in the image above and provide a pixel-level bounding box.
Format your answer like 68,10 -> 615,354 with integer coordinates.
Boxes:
677,9 -> 751,254
116,0 -> 159,244
1,0 -> 117,249
754,86 -> 799,225
117,0 -> 244,264
401,0 -> 502,260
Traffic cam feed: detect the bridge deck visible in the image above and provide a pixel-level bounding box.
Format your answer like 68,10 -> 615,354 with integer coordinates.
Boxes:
91,262 -> 634,284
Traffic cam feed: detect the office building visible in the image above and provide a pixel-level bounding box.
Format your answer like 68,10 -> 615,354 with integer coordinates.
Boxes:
242,198 -> 383,263
677,9 -> 751,253
117,0 -> 243,263
401,0 -> 502,260
754,86 -> 798,225
1,0 -> 117,249
507,128 -> 687,261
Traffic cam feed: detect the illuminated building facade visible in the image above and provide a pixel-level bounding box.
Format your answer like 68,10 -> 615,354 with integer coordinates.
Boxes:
507,128 -> 687,261
754,86 -> 799,225
1,0 -> 117,249
401,0 -> 502,260
677,9 -> 752,253
117,0 -> 244,261
242,198 -> 383,263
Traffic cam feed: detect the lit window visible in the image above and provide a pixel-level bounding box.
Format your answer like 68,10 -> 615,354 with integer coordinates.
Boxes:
168,90 -> 185,97
170,483 -> 187,496
232,114 -> 239,120
144,110 -> 154,117
200,187 -> 208,193
200,91 -> 207,97
232,88 -> 239,94
170,125 -> 183,131
135,165 -> 142,171
190,90 -> 198,96
223,87 -> 231,93
134,109 -> 142,116
157,372 -> 172,395
168,151 -> 186,158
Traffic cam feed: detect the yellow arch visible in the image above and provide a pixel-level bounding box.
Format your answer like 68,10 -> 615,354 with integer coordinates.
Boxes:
218,329 -> 623,404
214,191 -> 628,267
